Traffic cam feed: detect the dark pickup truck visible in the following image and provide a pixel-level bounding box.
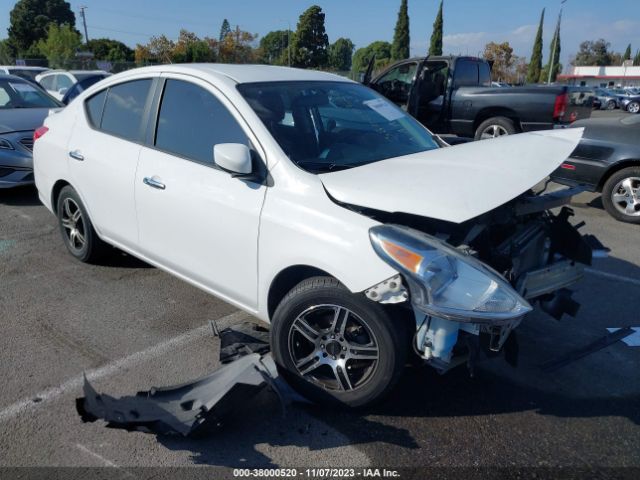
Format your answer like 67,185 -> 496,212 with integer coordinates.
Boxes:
366,56 -> 594,140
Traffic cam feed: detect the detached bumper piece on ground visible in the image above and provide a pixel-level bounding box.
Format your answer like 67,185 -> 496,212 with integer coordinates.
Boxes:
76,322 -> 293,437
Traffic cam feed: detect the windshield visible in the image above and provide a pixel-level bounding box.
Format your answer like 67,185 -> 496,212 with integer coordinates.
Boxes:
0,79 -> 61,109
74,73 -> 109,82
9,69 -> 44,82
237,81 -> 439,173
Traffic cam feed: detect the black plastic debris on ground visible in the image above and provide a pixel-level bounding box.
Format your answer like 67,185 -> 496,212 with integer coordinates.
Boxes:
76,322 -> 291,437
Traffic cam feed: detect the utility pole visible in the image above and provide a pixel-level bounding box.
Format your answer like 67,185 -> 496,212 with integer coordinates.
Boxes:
548,0 -> 567,84
79,6 -> 89,43
287,21 -> 291,67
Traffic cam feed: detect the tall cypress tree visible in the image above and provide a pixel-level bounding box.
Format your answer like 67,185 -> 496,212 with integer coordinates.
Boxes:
219,19 -> 231,42
391,0 -> 410,60
429,1 -> 443,56
624,44 -> 632,61
634,50 -> 640,66
526,8 -> 545,84
541,12 -> 561,83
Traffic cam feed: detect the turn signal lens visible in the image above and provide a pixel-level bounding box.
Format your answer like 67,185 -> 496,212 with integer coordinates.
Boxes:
33,126 -> 49,142
378,239 -> 423,273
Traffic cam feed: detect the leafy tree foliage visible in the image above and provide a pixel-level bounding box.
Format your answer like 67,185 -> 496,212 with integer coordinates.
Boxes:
635,50 -> 640,67
573,39 -> 615,66
483,42 -> 514,82
328,37 -> 354,71
391,0 -> 409,61
0,39 -> 13,64
259,30 -> 290,65
172,29 -> 216,63
218,26 -> 258,63
429,0 -> 443,56
540,17 -> 561,83
219,19 -> 231,42
86,38 -> 134,61
526,8 -> 545,83
352,41 -> 392,74
624,44 -> 631,61
291,5 -> 329,68
8,0 -> 76,55
36,23 -> 81,68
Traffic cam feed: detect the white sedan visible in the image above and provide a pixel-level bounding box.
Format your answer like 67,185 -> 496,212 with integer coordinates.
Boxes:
34,64 -> 592,407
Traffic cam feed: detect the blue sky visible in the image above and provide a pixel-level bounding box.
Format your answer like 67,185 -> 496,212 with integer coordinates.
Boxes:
1,0 -> 639,68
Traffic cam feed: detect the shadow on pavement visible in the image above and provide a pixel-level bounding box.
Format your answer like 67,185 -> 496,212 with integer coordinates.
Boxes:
0,185 -> 41,207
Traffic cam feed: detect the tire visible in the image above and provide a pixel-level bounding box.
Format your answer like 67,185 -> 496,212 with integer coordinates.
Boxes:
601,167 -> 640,224
56,186 -> 108,262
606,100 -> 617,110
627,102 -> 640,114
271,276 -> 407,408
474,116 -> 517,141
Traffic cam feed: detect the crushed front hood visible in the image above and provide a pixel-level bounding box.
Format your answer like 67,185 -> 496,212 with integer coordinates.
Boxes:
320,129 -> 583,224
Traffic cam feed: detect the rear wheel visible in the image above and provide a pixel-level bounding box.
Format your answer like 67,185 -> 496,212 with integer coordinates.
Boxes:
271,276 -> 406,408
474,116 -> 517,141
627,101 -> 640,114
602,167 -> 640,224
606,100 -> 617,110
56,186 -> 107,262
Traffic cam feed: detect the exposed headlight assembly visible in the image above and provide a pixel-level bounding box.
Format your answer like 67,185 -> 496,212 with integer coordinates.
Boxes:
369,224 -> 532,323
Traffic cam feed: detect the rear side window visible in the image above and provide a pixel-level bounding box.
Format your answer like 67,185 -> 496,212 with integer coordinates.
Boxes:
155,79 -> 248,166
100,79 -> 152,142
39,75 -> 55,90
85,90 -> 107,127
454,61 -> 479,87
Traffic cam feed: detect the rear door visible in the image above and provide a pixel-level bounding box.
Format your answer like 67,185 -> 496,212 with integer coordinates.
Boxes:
134,74 -> 266,310
67,75 -> 157,247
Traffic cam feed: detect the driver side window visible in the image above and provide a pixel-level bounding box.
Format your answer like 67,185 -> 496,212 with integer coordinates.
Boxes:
375,62 -> 418,106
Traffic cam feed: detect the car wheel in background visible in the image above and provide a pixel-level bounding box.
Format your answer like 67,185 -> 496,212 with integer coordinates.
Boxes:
606,100 -> 617,110
56,186 -> 108,262
474,117 -> 517,141
627,102 -> 640,114
602,167 -> 640,224
271,276 -> 407,408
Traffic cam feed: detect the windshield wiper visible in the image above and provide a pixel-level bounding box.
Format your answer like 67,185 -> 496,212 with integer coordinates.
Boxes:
295,161 -> 352,173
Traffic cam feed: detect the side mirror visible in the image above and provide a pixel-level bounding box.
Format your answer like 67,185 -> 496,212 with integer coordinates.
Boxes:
214,143 -> 252,176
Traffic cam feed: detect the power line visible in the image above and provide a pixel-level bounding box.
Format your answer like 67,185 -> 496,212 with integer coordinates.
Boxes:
87,6 -> 219,30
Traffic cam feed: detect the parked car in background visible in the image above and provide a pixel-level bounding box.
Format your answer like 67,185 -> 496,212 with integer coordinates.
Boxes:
35,70 -> 111,101
0,66 -> 49,85
34,64 -> 595,407
0,74 -> 62,188
620,95 -> 640,114
592,88 -> 620,110
60,73 -> 112,105
552,115 -> 640,223
366,56 -> 594,140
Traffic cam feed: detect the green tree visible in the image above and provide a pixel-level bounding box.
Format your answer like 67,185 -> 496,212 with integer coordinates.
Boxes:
391,0 -> 410,61
85,38 -> 134,61
573,39 -> 613,66
219,19 -> 231,42
259,30 -> 290,65
483,41 -> 514,82
291,5 -> 329,68
217,26 -> 258,64
540,15 -> 561,83
36,23 -> 81,68
147,34 -> 176,64
352,41 -> 392,74
634,50 -> 640,66
8,0 -> 76,55
0,40 -> 13,64
526,8 -> 545,83
172,30 -> 215,63
429,1 -> 444,56
328,38 -> 354,71
624,44 -> 632,61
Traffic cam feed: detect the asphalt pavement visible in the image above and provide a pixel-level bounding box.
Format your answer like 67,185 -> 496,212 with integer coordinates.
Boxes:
0,116 -> 638,476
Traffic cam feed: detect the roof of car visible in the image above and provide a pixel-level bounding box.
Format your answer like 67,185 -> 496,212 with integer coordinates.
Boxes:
0,73 -> 30,81
0,65 -> 49,70
126,63 -> 353,84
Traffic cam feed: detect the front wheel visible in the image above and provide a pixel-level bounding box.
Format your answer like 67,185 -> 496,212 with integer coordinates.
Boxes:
474,116 -> 517,141
606,100 -> 617,110
602,167 -> 640,224
271,277 -> 407,408
627,101 -> 640,114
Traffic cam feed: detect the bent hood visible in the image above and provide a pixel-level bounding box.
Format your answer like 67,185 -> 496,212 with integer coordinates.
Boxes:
320,128 -> 583,224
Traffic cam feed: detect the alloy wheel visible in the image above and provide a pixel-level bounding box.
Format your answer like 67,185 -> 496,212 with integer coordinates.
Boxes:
60,197 -> 86,251
628,102 -> 640,114
611,177 -> 640,217
288,304 -> 379,392
480,124 -> 509,140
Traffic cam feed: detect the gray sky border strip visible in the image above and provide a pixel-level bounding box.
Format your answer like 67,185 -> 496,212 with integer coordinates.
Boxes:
0,310 -> 248,424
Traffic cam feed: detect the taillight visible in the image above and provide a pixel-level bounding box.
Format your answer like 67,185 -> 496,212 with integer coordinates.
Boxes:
34,126 -> 49,142
560,163 -> 576,171
553,93 -> 569,121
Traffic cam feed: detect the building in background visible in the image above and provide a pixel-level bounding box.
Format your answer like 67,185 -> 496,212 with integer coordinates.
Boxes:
558,62 -> 640,88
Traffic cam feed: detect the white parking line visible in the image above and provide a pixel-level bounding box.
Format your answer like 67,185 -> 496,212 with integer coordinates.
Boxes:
74,443 -> 120,468
586,268 -> 640,287
0,310 -> 248,424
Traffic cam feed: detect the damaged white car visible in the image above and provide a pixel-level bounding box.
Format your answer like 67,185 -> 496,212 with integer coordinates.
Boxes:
34,65 -> 597,407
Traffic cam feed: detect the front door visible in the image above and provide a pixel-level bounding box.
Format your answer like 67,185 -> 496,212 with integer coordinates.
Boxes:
67,77 -> 156,247
135,75 -> 266,310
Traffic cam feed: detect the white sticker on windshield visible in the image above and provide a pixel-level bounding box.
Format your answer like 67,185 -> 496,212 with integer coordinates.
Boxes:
364,98 -> 404,121
10,82 -> 37,93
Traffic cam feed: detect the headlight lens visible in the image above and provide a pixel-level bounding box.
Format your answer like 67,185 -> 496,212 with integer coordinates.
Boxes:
370,225 -> 532,322
0,138 -> 14,150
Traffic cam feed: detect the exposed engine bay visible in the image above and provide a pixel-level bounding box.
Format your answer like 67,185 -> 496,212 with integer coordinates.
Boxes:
349,186 -> 605,374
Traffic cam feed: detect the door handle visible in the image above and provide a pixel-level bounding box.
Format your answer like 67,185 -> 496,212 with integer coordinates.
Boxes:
68,150 -> 84,161
143,177 -> 166,190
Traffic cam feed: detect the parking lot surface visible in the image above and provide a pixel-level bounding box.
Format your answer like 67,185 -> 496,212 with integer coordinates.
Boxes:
1,116 -> 639,474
